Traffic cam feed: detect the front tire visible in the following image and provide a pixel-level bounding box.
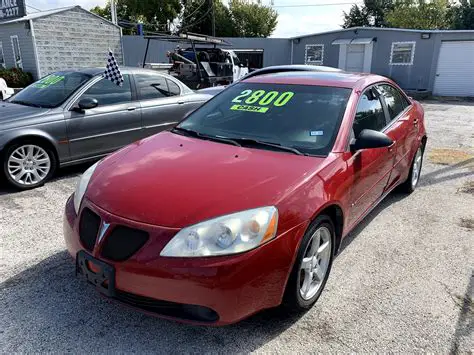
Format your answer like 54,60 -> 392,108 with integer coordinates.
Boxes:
283,215 -> 335,310
3,142 -> 56,190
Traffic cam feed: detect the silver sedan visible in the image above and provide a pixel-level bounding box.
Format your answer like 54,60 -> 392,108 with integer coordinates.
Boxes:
0,67 -> 212,189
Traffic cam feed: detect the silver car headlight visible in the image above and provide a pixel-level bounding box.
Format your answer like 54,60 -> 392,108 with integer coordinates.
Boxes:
73,161 -> 99,214
160,206 -> 278,257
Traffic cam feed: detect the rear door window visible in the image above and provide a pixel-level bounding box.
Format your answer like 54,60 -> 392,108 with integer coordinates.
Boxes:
135,73 -> 171,100
353,88 -> 387,137
377,84 -> 410,121
166,79 -> 181,96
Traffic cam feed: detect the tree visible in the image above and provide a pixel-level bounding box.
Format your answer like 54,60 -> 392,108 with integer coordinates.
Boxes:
179,0 -> 236,36
90,4 -> 111,20
229,0 -> 278,37
342,5 -> 370,27
386,0 -> 450,29
447,0 -> 474,29
90,0 -> 181,32
342,0 -> 394,28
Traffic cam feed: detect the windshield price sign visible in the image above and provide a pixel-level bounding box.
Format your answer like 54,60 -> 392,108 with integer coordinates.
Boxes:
0,0 -> 26,20
230,90 -> 295,114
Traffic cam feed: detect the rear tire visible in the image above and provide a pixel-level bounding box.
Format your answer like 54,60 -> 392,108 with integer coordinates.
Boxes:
3,141 -> 57,190
399,145 -> 423,193
283,215 -> 335,311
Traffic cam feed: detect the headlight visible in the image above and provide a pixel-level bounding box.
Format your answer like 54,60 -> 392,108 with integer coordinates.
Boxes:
160,206 -> 278,257
73,161 -> 99,214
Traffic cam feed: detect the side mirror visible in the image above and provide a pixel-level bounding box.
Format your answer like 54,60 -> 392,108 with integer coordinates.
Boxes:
350,129 -> 393,152
74,98 -> 98,112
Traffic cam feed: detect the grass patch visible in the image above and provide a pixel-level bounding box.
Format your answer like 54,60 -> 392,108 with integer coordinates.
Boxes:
459,218 -> 474,230
428,148 -> 474,166
458,180 -> 474,195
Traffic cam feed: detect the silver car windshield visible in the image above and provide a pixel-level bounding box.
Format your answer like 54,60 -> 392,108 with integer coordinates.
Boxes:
9,71 -> 92,108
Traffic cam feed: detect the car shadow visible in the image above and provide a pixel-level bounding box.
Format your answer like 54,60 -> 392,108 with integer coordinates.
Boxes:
1,250 -> 309,352
418,158 -> 474,188
449,273 -> 474,355
1,190 -> 413,352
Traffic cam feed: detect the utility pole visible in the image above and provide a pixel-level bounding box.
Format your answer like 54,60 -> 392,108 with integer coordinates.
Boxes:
110,0 -> 117,25
211,0 -> 216,36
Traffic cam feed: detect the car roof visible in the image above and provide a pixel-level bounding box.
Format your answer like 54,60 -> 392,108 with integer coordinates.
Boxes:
52,67 -> 171,76
242,68 -> 388,90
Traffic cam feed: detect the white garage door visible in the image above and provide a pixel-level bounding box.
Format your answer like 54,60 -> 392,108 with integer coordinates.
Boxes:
433,41 -> 474,96
345,44 -> 365,72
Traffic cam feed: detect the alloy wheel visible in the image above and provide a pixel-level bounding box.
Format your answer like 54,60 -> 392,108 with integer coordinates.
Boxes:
411,148 -> 422,189
7,145 -> 51,186
299,226 -> 332,301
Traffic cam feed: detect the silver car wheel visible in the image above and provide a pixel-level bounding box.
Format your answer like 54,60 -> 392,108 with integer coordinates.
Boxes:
299,226 -> 332,301
411,148 -> 422,189
7,145 -> 51,185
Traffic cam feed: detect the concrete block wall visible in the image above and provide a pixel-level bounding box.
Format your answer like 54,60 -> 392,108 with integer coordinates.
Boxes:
32,7 -> 122,77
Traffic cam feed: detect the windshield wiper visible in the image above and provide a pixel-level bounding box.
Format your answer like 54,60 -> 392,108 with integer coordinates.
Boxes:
229,137 -> 305,156
172,127 -> 241,147
10,100 -> 45,108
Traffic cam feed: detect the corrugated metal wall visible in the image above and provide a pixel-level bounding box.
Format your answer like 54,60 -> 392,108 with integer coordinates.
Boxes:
32,7 -> 122,78
122,35 -> 292,68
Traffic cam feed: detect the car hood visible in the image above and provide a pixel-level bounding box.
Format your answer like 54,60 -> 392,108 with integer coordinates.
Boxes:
87,131 -> 326,228
0,101 -> 51,124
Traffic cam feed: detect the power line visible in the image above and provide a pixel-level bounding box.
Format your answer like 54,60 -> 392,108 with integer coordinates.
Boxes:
272,2 -> 362,7
183,0 -> 206,20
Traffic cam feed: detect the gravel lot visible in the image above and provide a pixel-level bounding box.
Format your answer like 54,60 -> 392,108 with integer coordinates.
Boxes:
1,102 -> 473,353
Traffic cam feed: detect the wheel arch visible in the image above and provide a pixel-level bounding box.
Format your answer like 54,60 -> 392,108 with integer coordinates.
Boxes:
1,131 -> 60,164
314,204 -> 345,254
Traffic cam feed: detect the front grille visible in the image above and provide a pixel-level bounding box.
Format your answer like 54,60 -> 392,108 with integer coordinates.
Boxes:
115,290 -> 219,323
100,226 -> 149,261
79,208 -> 101,251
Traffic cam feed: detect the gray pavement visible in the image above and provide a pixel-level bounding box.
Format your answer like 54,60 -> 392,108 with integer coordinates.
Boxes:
1,102 -> 473,353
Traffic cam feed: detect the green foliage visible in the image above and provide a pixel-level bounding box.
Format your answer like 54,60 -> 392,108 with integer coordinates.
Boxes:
386,0 -> 450,29
342,0 -> 474,29
91,0 -> 277,37
447,0 -> 474,29
342,0 -> 394,28
342,5 -> 370,27
228,0 -> 278,37
90,0 -> 181,33
179,0 -> 237,36
0,68 -> 33,88
90,4 -> 111,20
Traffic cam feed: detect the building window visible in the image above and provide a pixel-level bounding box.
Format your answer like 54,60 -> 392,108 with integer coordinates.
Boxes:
305,44 -> 324,65
0,42 -> 5,69
390,42 -> 416,65
10,35 -> 23,69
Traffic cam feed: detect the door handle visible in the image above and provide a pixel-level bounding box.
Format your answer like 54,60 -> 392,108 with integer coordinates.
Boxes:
127,107 -> 137,111
413,118 -> 419,125
177,101 -> 185,105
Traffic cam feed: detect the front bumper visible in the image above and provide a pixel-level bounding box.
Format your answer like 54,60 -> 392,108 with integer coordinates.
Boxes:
64,195 -> 307,325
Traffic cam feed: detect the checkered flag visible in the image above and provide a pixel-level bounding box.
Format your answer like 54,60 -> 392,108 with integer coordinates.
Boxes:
103,50 -> 124,87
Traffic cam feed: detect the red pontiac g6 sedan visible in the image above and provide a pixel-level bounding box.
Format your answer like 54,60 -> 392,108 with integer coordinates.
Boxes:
64,66 -> 427,325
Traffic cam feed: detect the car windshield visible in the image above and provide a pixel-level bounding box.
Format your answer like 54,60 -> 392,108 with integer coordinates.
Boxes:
177,82 -> 351,156
9,71 -> 92,108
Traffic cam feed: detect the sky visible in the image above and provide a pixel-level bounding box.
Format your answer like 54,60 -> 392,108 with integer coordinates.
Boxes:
27,0 -> 359,38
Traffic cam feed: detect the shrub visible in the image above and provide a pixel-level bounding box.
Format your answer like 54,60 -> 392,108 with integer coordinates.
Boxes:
0,68 -> 34,88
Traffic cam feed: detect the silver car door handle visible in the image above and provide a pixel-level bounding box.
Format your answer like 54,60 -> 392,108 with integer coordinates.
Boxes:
127,106 -> 137,111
